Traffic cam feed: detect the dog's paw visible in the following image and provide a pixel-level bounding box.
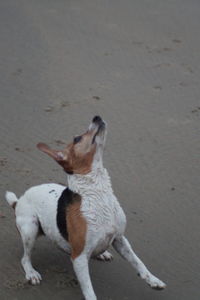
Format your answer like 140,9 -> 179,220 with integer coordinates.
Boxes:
26,270 -> 42,285
139,272 -> 166,290
95,251 -> 113,262
148,276 -> 166,290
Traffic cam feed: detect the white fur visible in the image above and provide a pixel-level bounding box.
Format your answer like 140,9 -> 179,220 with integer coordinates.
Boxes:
5,118 -> 166,299
5,191 -> 18,207
15,184 -> 70,251
68,166 -> 127,258
73,254 -> 97,300
67,154 -> 166,299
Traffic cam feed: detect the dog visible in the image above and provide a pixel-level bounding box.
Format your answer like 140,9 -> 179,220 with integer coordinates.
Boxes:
5,116 -> 166,300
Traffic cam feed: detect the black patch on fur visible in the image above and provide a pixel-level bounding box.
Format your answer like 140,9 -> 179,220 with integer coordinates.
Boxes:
65,170 -> 74,175
38,221 -> 45,236
56,188 -> 80,241
49,189 -> 55,193
12,202 -> 17,210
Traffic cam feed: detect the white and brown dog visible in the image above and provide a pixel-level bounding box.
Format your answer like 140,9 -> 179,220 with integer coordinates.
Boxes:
5,116 -> 166,300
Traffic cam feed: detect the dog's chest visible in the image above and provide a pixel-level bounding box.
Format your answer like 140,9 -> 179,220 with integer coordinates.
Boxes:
68,168 -> 126,254
82,192 -> 125,231
68,168 -> 126,232
81,190 -> 126,255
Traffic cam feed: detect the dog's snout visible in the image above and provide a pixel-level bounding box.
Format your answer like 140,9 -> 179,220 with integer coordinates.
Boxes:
92,116 -> 102,124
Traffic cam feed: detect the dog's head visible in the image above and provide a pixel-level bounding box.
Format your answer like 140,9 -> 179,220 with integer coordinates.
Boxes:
37,116 -> 107,175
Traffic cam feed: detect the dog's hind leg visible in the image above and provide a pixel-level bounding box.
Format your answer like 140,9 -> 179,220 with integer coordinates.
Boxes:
113,235 -> 166,290
16,216 -> 42,285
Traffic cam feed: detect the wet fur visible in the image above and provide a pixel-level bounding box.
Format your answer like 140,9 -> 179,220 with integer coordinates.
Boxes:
5,116 -> 166,299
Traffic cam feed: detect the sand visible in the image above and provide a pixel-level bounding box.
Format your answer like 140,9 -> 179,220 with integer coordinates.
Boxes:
0,0 -> 200,299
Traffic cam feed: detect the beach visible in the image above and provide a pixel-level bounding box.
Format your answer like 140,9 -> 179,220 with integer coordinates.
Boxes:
0,0 -> 200,299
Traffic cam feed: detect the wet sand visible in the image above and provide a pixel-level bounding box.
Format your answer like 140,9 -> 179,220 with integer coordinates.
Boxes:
0,0 -> 200,299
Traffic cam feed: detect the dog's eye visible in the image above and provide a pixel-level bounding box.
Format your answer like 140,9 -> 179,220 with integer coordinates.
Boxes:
73,136 -> 82,144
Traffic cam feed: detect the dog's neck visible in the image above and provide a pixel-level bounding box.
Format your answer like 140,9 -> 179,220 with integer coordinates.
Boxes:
67,160 -> 112,196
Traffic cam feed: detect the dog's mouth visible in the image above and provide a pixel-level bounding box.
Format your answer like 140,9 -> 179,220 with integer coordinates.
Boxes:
90,116 -> 106,144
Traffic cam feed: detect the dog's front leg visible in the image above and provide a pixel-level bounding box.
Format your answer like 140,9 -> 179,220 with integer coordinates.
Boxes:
113,235 -> 166,290
72,254 -> 97,300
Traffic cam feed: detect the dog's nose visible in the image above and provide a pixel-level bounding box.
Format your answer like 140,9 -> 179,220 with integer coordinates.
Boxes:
92,116 -> 102,124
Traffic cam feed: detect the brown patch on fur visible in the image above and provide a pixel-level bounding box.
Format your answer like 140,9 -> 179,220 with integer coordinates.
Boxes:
66,194 -> 87,259
60,143 -> 96,175
37,129 -> 97,175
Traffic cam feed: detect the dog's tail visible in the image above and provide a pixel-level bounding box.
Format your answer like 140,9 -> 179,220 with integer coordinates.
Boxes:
5,191 -> 18,209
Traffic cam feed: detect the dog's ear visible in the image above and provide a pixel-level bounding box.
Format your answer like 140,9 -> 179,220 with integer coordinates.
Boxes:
37,143 -> 66,162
